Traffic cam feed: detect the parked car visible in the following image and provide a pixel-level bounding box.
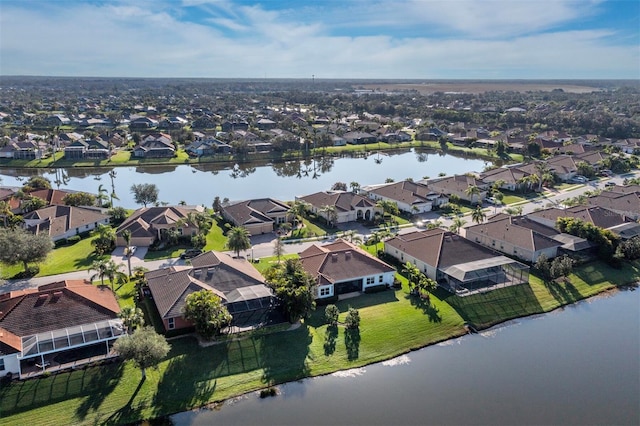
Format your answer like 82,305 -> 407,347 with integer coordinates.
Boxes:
605,181 -> 617,187
571,175 -> 588,183
180,248 -> 203,259
484,196 -> 499,205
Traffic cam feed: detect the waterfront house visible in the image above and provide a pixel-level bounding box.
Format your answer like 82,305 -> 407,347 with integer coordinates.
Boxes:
63,138 -> 110,160
115,205 -> 203,247
422,175 -> 488,204
299,239 -> 395,300
23,205 -> 109,242
133,133 -> 175,158
361,180 -> 448,214
0,280 -> 123,379
384,229 -> 530,294
463,214 -> 562,263
221,198 -> 290,235
296,191 -> 379,224
145,251 -> 276,332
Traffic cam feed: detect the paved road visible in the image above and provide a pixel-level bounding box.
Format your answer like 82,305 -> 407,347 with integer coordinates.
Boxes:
4,170 -> 638,293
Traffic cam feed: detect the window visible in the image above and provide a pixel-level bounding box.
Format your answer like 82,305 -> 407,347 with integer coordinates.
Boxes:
366,277 -> 375,285
0,358 -> 5,371
167,318 -> 175,330
319,287 -> 331,297
378,275 -> 384,283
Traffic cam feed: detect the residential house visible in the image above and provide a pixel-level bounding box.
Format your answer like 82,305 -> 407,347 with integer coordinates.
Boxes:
0,280 -> 123,378
158,116 -> 188,129
145,251 -> 277,332
0,140 -> 44,160
133,133 -> 175,158
342,131 -> 377,145
129,116 -> 158,129
256,118 -> 277,130
221,198 -> 290,235
221,120 -> 249,132
479,166 -> 531,191
361,180 -> 447,214
384,229 -> 529,294
115,205 -> 204,246
42,114 -> 71,126
185,136 -> 231,156
422,175 -> 487,204
463,214 -> 562,263
296,191 -> 379,224
587,189 -> 640,221
64,138 -> 110,160
527,205 -> 638,239
23,205 -> 109,242
299,239 -> 395,300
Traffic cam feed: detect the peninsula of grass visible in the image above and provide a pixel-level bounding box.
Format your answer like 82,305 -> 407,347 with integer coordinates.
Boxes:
1,260 -> 637,426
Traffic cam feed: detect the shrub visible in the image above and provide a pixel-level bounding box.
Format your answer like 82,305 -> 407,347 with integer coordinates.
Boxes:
325,304 -> 339,326
364,284 -> 387,294
54,238 -> 68,248
67,235 -> 81,244
344,307 -> 360,330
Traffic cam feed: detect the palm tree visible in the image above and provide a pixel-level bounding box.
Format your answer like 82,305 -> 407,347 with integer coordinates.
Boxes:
471,205 -> 487,224
273,237 -> 285,263
350,181 -> 360,193
321,204 -> 338,227
122,229 -> 133,279
465,185 -> 481,205
89,259 -> 109,287
449,217 -> 466,235
287,201 -> 307,234
226,226 -> 251,258
118,306 -> 145,334
96,184 -> 109,207
108,170 -> 118,207
105,260 -> 125,292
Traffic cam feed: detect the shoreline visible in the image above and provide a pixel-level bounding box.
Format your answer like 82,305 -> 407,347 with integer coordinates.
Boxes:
0,263 -> 640,425
167,281 -> 639,421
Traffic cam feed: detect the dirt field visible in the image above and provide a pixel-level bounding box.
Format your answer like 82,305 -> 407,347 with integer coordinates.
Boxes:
358,82 -> 603,94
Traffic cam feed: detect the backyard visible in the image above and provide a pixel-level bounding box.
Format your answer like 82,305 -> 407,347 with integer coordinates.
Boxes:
0,259 -> 637,425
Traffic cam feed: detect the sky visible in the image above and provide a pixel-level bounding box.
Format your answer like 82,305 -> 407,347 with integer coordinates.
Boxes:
0,0 -> 638,79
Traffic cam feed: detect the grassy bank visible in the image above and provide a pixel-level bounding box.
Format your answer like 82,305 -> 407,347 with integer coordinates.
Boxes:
1,260 -> 637,425
0,140 -> 519,171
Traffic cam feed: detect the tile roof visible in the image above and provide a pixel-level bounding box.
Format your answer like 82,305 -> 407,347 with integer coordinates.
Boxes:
146,251 -> 269,319
367,180 -> 439,206
223,198 -> 289,226
529,206 -> 631,229
299,239 -> 394,284
0,280 -> 120,352
117,206 -> 201,238
298,191 -> 376,212
23,205 -> 108,239
466,216 -> 562,252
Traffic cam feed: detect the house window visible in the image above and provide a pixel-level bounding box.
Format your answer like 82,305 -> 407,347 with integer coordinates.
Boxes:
0,358 -> 5,371
319,287 -> 331,297
366,277 -> 375,285
379,275 -> 384,283
167,318 -> 175,330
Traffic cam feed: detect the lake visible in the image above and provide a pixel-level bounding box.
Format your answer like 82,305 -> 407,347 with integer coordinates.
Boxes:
0,150 -> 488,208
172,288 -> 639,426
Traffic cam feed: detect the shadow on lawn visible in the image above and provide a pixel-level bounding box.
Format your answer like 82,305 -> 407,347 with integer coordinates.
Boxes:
305,289 -> 399,328
440,284 -> 543,329
324,325 -> 338,356
406,293 -> 442,323
544,278 -> 582,304
344,328 -> 361,361
101,377 -> 148,426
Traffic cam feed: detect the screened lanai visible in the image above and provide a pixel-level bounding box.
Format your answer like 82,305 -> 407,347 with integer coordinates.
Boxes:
438,256 -> 529,295
19,319 -> 124,377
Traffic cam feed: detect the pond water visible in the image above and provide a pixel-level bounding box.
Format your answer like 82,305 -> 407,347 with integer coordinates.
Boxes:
172,289 -> 639,426
0,150 -> 488,208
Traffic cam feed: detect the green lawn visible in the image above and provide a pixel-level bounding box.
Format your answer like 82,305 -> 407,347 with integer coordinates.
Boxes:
1,236 -> 106,279
1,260 -> 637,425
143,219 -> 227,261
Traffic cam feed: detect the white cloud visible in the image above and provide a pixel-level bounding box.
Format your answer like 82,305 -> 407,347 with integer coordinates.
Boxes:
0,0 -> 636,79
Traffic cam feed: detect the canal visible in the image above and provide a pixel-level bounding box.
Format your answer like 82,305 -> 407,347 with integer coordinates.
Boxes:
172,288 -> 639,426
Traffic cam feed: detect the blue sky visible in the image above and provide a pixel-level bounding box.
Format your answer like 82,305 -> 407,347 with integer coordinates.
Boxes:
1,0 -> 638,79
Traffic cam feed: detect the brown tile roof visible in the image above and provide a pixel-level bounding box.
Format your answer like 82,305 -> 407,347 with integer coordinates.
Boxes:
529,206 -> 631,229
23,205 -> 108,239
466,216 -> 561,252
479,166 -> 530,185
0,280 -> 120,350
588,193 -> 640,218
146,251 -> 268,319
426,174 -> 486,193
117,206 -> 200,238
299,239 -> 394,283
298,191 -> 376,212
223,198 -> 289,227
386,229 -> 501,268
367,180 -> 438,206
28,189 -> 74,206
